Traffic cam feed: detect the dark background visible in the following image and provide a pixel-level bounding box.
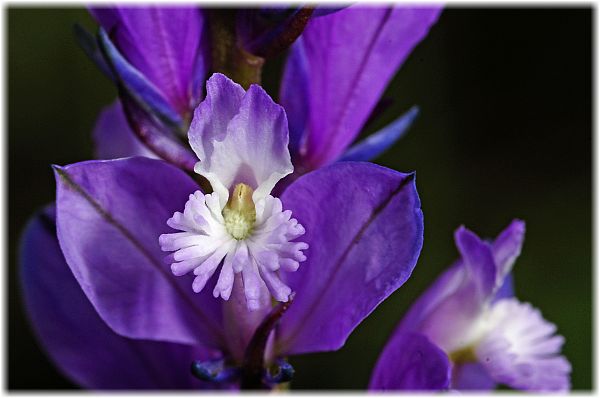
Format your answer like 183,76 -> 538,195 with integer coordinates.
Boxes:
8,7 -> 593,390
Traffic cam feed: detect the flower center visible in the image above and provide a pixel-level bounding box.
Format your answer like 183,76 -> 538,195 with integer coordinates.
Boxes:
449,345 -> 478,364
222,183 -> 256,240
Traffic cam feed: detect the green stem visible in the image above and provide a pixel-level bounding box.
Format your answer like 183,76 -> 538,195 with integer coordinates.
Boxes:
207,9 -> 264,89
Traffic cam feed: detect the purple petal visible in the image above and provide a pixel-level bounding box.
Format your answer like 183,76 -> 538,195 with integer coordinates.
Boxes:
190,74 -> 293,203
20,206 -> 211,389
397,261 -> 466,333
280,5 -> 442,168
277,162 -> 423,354
369,332 -> 450,391
54,157 -> 224,348
90,6 -> 207,115
279,36 -> 309,157
454,226 -> 496,300
338,106 -> 419,162
97,28 -> 183,129
121,96 -> 198,172
400,222 -> 521,332
119,95 -> 198,172
491,219 -> 525,284
188,73 -> 245,155
397,224 -> 517,354
397,228 -> 495,352
92,100 -> 157,159
493,272 -> 514,302
452,362 -> 496,391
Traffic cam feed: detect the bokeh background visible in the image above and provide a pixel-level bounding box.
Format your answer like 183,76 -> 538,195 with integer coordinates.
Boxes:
8,6 -> 592,390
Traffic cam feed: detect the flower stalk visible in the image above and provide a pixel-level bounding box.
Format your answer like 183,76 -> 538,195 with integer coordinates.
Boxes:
240,295 -> 295,390
207,9 -> 264,89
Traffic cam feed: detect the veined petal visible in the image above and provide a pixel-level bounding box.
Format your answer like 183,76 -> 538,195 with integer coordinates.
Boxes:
277,162 -> 423,354
280,5 -> 442,168
20,206 -> 211,389
90,6 -> 207,115
54,157 -> 224,348
369,332 -> 451,391
92,100 -> 157,160
190,74 -> 293,204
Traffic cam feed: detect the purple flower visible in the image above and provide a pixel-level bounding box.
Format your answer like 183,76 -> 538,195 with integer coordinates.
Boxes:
369,221 -> 571,392
22,73 -> 424,388
92,100 -> 157,160
90,6 -> 208,118
280,6 -> 442,172
84,5 -> 441,176
21,4 -> 441,389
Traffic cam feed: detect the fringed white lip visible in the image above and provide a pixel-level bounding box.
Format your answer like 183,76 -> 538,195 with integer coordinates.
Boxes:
162,74 -> 307,310
474,298 -> 571,391
159,190 -> 307,311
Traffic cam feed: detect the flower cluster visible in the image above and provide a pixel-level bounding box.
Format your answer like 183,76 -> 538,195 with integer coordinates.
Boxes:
19,4 -> 571,392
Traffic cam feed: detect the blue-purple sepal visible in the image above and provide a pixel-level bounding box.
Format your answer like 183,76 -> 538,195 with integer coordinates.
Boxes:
96,28 -> 185,133
191,359 -> 240,384
73,24 -> 114,79
338,106 -> 420,162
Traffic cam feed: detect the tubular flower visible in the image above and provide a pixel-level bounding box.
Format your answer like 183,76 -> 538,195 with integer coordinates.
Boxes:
22,73 -> 424,388
369,220 -> 571,392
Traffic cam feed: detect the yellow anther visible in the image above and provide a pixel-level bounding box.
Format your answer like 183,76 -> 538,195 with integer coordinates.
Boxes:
449,345 -> 478,364
223,183 -> 256,240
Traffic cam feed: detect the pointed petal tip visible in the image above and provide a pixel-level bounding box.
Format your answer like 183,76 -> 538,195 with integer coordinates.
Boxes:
454,225 -> 485,252
278,162 -> 425,354
510,218 -> 526,231
454,224 -> 470,238
405,105 -> 421,120
505,219 -> 526,241
337,106 -> 421,162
